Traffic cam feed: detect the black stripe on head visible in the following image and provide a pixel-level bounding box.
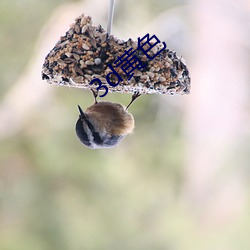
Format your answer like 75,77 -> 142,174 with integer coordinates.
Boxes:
75,118 -> 92,148
84,119 -> 103,145
77,105 -> 103,146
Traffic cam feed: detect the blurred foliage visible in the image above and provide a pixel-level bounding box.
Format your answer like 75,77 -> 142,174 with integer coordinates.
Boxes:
0,0 -> 72,98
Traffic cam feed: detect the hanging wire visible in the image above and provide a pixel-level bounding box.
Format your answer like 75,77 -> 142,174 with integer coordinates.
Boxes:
107,0 -> 115,34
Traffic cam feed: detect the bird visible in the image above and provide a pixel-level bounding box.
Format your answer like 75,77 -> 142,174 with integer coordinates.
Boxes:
75,90 -> 140,149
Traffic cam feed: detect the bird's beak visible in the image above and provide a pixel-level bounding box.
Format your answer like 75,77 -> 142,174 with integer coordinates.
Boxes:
77,105 -> 86,119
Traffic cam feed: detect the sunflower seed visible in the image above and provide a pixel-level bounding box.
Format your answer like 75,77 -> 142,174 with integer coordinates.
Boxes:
85,60 -> 94,65
82,43 -> 90,50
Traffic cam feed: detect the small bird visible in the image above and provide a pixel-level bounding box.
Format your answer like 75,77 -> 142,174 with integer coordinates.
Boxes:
75,90 -> 140,149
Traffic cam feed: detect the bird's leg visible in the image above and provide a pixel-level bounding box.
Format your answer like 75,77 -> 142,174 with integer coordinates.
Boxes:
91,89 -> 98,104
126,91 -> 141,110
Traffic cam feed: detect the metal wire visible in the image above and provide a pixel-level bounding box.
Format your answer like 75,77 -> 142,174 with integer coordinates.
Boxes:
107,0 -> 115,34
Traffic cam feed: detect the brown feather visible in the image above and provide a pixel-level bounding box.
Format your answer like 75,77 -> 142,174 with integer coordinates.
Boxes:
85,102 -> 134,135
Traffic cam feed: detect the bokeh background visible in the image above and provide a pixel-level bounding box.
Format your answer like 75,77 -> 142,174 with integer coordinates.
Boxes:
1,0 -> 250,249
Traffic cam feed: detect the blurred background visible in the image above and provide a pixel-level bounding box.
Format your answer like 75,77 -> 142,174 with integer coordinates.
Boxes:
1,0 -> 250,249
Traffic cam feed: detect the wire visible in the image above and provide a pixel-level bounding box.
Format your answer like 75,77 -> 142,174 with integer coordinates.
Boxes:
107,0 -> 115,34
